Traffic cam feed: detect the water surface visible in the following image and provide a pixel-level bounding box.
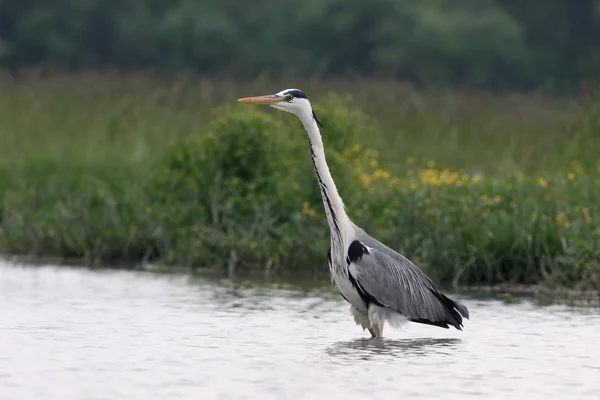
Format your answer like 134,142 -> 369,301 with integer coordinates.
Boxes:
1,260 -> 599,399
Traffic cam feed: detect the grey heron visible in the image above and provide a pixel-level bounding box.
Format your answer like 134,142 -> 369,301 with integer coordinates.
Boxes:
238,89 -> 470,338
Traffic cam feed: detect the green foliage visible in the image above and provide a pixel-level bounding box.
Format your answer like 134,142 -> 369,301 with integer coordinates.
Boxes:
148,96 -> 377,271
1,74 -> 600,289
2,0 -> 600,89
311,93 -> 374,151
371,0 -> 528,86
157,107 -> 297,216
372,170 -> 600,290
0,167 -> 160,263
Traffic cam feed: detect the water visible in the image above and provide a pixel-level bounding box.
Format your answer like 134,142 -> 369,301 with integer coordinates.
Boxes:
1,261 -> 599,400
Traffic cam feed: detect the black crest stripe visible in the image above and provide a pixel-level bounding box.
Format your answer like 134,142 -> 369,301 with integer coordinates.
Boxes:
283,89 -> 307,99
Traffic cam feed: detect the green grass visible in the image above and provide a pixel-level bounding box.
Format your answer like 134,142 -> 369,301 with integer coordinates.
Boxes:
1,69 -> 599,289
2,70 -> 597,174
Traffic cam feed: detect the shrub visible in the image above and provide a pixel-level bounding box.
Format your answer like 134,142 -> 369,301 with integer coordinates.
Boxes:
0,167 -> 160,263
151,96 -> 377,272
155,106 -> 300,220
350,163 -> 600,289
1,77 -> 598,290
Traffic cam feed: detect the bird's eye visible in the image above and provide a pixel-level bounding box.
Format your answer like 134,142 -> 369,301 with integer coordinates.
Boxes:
285,94 -> 294,101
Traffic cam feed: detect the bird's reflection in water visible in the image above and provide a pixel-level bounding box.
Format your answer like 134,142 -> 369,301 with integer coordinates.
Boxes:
325,337 -> 462,360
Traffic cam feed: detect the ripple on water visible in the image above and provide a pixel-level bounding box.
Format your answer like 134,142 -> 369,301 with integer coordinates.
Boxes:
1,261 -> 600,400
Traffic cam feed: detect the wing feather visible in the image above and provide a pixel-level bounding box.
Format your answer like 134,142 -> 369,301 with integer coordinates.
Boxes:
349,227 -> 469,330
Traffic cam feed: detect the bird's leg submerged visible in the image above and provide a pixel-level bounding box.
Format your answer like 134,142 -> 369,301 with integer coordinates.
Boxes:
367,304 -> 386,339
350,304 -> 386,339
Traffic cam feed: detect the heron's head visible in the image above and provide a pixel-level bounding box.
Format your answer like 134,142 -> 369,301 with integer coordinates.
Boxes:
238,88 -> 324,127
237,88 -> 312,116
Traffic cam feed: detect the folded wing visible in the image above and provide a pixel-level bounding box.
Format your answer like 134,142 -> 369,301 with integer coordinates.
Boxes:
347,233 -> 469,330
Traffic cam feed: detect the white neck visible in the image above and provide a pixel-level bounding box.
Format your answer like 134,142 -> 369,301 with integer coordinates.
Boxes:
297,110 -> 354,252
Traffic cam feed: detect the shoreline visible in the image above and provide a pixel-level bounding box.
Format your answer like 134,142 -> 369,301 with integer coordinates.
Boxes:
3,254 -> 599,302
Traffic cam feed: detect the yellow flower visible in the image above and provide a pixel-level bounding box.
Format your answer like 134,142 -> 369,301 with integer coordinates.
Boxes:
582,208 -> 592,223
493,195 -> 501,203
471,175 -> 481,184
302,202 -> 317,217
373,168 -> 390,180
427,160 -> 436,168
481,194 -> 489,202
567,172 -> 575,181
537,177 -> 548,188
352,144 -> 361,152
388,177 -> 400,188
365,148 -> 378,158
439,170 -> 459,185
359,173 -> 372,187
369,158 -> 378,168
415,167 -> 467,187
571,160 -> 584,173
555,212 -> 571,228
419,169 -> 441,186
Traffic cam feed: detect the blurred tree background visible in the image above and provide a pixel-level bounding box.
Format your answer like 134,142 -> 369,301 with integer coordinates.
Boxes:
1,0 -> 600,91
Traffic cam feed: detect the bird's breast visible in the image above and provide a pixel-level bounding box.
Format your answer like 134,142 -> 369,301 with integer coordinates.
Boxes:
332,262 -> 367,311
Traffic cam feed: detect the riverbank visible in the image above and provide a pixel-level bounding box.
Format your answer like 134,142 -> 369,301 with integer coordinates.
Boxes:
1,70 -> 599,289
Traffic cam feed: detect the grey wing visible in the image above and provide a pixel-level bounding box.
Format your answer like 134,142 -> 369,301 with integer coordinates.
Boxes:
348,237 -> 469,330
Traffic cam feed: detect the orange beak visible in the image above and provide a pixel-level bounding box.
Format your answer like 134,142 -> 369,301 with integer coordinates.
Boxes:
237,95 -> 281,104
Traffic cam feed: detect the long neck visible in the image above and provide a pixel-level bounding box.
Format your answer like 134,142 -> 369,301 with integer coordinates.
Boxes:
298,110 -> 353,251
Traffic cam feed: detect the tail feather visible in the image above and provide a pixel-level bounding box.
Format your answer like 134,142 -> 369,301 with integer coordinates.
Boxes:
437,291 -> 470,329
453,300 -> 470,320
409,289 -> 470,331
